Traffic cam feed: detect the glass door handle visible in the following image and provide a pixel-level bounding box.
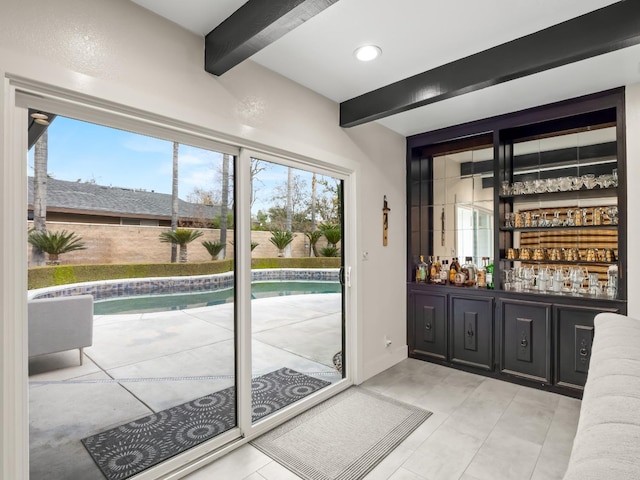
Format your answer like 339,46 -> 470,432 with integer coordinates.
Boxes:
339,266 -> 352,287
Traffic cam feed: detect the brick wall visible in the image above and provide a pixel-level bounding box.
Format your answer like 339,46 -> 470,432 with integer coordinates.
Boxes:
27,222 -> 336,266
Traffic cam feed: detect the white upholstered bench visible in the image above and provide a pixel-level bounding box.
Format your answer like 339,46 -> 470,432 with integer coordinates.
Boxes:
28,295 -> 94,365
563,312 -> 640,480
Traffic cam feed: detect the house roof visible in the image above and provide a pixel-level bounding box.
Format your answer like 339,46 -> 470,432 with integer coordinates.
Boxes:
28,177 -> 221,220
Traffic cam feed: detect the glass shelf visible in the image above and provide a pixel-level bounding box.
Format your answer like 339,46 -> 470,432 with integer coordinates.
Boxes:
500,225 -> 617,232
500,258 -> 617,266
499,187 -> 617,203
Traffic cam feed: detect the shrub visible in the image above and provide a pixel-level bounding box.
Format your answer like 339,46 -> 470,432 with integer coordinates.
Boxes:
159,228 -> 204,263
27,229 -> 86,265
202,240 -> 225,259
319,245 -> 340,257
319,223 -> 341,246
269,229 -> 295,255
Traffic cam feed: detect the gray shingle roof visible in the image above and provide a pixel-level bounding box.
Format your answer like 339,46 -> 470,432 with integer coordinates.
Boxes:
28,177 -> 221,220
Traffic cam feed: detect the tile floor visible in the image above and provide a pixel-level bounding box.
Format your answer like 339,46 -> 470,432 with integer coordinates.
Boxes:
28,294 -> 342,480
186,359 -> 581,480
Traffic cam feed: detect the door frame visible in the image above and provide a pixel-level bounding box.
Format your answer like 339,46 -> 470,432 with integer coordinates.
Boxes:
1,78 -> 358,479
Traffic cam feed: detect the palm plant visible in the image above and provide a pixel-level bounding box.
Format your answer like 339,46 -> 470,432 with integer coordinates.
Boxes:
229,240 -> 259,252
319,223 -> 341,257
159,228 -> 204,263
269,229 -> 295,257
304,230 -> 323,257
319,223 -> 341,246
202,240 -> 225,260
27,229 -> 86,265
319,245 -> 340,257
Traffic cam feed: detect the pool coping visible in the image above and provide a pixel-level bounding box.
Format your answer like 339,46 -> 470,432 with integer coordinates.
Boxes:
28,268 -> 340,301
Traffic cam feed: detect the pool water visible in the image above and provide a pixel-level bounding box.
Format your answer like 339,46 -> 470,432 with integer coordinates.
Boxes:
94,281 -> 341,315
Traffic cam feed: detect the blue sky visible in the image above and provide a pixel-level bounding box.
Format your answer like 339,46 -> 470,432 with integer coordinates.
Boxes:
29,116 -> 221,197
27,116 -> 332,215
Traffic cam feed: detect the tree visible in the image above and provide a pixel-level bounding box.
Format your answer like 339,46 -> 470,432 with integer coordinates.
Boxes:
311,172 -> 317,231
186,187 -> 218,206
304,230 -> 323,257
159,228 -> 204,263
171,141 -> 179,263
219,154 -> 231,258
32,130 -> 48,266
317,177 -> 342,225
319,223 -> 341,257
250,158 -> 268,207
269,229 -> 295,257
268,172 -> 310,231
28,229 -> 86,265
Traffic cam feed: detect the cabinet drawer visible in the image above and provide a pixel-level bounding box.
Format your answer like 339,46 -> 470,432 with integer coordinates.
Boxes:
499,299 -> 552,383
450,295 -> 494,370
410,292 -> 447,359
554,304 -> 620,389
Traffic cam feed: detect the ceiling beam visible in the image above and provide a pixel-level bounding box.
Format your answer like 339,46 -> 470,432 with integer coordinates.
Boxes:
205,0 -> 339,76
340,1 -> 640,128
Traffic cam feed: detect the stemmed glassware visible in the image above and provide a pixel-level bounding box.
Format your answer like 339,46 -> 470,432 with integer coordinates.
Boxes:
522,266 -> 535,290
569,267 -> 586,294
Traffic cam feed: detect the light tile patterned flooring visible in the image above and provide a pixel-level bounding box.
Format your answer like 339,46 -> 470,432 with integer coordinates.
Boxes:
186,358 -> 580,480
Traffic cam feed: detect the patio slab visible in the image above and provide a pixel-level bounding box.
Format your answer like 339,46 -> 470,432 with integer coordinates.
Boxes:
85,311 -> 235,369
108,340 -> 236,412
29,371 -> 152,480
29,293 -> 343,480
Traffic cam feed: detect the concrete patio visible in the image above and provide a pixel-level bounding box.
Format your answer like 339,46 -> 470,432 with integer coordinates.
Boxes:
28,293 -> 342,480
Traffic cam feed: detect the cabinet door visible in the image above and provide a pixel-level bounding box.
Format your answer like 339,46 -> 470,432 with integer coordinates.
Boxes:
410,291 -> 447,360
554,304 -> 620,389
499,299 -> 552,383
449,295 -> 493,370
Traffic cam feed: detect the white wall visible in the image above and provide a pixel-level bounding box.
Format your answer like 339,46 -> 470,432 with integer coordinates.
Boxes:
0,0 -> 406,373
0,0 -> 407,474
625,82 -> 640,317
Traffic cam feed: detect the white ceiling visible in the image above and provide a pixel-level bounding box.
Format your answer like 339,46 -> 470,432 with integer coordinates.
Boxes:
129,0 -> 640,137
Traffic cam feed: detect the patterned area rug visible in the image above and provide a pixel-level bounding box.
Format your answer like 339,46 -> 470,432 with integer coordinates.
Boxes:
251,387 -> 432,480
82,368 -> 330,480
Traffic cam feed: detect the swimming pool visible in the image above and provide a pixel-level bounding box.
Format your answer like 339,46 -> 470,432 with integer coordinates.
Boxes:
94,281 -> 341,315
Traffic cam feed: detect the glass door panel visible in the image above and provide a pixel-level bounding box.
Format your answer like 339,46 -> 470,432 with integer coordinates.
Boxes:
26,114 -> 238,479
249,158 -> 344,423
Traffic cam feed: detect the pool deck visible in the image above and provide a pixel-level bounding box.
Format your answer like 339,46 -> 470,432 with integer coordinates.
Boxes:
28,293 -> 342,480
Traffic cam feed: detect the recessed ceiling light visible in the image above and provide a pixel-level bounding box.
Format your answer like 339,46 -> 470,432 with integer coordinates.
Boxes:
34,118 -> 50,126
354,45 -> 382,62
31,112 -> 48,120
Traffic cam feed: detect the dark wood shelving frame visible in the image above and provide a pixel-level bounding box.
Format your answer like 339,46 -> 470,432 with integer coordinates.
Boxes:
407,87 -> 626,302
406,88 -> 627,396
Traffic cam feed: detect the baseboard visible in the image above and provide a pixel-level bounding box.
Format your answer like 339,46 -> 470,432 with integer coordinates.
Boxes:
359,344 -> 408,384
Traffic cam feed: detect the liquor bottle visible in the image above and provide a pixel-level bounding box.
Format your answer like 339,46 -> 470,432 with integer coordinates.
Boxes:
462,256 -> 477,287
428,256 -> 438,284
417,255 -> 428,283
449,258 -> 458,284
431,256 -> 441,284
440,259 -> 449,284
477,257 -> 487,288
486,259 -> 494,289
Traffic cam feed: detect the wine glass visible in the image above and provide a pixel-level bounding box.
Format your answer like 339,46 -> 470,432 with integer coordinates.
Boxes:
569,267 -> 585,294
522,266 -> 535,290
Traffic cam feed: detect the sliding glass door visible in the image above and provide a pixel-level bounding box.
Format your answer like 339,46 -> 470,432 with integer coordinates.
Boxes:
17,95 -> 351,480
26,113 -> 239,480
248,156 -> 345,424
